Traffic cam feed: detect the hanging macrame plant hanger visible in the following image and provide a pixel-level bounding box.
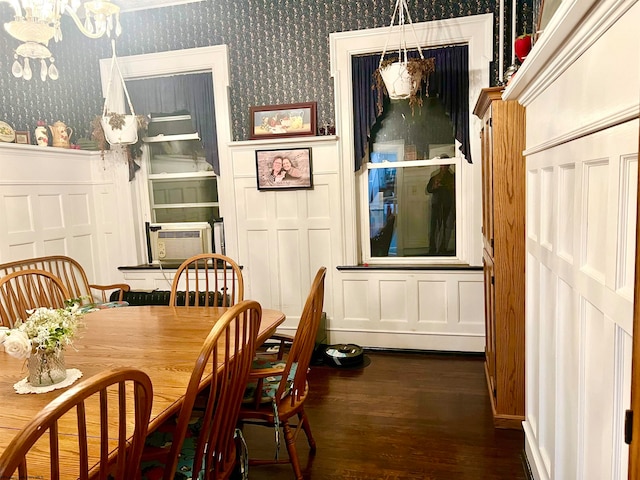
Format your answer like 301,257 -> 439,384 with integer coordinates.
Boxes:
378,0 -> 426,99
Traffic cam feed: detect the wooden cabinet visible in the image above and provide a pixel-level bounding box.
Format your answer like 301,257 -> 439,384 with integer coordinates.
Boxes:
473,87 -> 525,429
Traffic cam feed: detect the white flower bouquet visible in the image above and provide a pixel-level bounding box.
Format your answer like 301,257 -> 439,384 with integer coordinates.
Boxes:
0,300 -> 84,360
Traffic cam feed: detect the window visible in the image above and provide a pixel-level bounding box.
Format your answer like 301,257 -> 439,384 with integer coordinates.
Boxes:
330,15 -> 491,268
360,95 -> 460,263
99,45 -> 232,264
145,138 -> 219,223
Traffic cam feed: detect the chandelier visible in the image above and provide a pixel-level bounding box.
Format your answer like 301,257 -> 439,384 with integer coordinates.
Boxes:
1,0 -> 121,81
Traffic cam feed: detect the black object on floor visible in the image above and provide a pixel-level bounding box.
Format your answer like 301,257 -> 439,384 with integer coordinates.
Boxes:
324,344 -> 365,368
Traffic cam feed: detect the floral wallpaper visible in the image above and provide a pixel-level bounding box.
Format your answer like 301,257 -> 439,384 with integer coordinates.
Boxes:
0,0 -> 532,143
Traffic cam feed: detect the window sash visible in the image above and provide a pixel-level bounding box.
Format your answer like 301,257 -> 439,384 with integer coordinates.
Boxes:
360,156 -> 464,265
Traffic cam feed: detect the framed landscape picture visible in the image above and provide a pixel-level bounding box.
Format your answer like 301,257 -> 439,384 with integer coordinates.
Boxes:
249,102 -> 316,140
255,147 -> 313,191
15,131 -> 30,144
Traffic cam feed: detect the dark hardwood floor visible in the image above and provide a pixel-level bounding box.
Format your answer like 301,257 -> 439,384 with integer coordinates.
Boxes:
242,351 -> 526,480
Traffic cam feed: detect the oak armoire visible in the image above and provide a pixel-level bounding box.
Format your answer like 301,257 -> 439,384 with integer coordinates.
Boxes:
473,86 -> 526,429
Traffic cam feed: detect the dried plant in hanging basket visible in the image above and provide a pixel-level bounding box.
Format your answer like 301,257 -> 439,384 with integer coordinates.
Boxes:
373,57 -> 435,115
91,113 -> 148,163
91,115 -> 109,159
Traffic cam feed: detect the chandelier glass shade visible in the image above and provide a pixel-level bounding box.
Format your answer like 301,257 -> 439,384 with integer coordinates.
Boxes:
1,0 -> 121,81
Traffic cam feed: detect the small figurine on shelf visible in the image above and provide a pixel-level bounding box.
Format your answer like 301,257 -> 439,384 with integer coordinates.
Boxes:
514,34 -> 533,63
34,120 -> 48,147
49,121 -> 72,149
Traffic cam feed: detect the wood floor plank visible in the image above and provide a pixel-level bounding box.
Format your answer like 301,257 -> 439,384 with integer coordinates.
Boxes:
242,351 -> 526,479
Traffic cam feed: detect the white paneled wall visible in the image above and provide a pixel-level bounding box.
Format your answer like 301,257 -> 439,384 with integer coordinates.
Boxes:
0,143 -> 136,286
505,0 -> 639,475
224,136 -> 485,351
525,120 -> 637,480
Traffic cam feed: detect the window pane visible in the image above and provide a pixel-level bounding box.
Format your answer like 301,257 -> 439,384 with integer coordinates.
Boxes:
367,94 -> 457,259
368,164 -> 455,257
425,164 -> 455,255
370,96 -> 455,160
151,178 -> 218,205
148,145 -> 210,174
153,207 -> 218,223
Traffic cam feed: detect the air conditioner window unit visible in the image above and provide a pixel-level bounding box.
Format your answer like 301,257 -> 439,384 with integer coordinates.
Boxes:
148,222 -> 212,263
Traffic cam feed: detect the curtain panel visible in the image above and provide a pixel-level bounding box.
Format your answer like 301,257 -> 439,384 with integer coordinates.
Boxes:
352,45 -> 470,171
126,73 -> 219,174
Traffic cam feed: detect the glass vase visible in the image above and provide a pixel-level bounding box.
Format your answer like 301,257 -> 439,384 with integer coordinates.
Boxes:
28,348 -> 67,387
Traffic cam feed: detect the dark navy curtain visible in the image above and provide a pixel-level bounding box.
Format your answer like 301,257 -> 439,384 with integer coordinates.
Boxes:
126,73 -> 219,174
352,45 -> 470,171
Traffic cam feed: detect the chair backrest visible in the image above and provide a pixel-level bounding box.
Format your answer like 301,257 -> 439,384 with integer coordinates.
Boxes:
0,255 -> 129,304
169,253 -> 244,307
0,367 -> 153,480
0,255 -> 92,301
275,267 -> 326,406
164,299 -> 261,480
0,269 -> 70,327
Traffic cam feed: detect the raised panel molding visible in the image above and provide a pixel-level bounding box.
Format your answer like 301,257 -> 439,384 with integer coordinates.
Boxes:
0,144 -> 135,287
581,160 -> 610,284
4,195 -> 33,233
540,167 -> 555,251
617,155 -> 638,298
557,164 -> 575,261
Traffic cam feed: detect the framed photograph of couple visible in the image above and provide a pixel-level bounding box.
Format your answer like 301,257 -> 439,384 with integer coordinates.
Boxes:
249,102 -> 317,139
256,147 -> 313,191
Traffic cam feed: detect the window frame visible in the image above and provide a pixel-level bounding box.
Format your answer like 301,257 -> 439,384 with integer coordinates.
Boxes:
330,15 -> 492,268
98,45 -> 233,265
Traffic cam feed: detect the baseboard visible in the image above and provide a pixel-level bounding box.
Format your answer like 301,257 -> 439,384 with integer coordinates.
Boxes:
522,448 -> 535,480
362,346 -> 485,357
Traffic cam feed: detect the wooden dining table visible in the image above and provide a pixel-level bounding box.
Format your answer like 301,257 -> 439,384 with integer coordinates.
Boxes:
0,304 -> 285,476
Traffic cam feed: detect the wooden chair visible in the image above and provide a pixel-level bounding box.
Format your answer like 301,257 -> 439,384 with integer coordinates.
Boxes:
169,253 -> 244,307
0,269 -> 70,327
141,299 -> 262,480
238,267 -> 327,480
0,255 -> 130,304
0,367 -> 153,480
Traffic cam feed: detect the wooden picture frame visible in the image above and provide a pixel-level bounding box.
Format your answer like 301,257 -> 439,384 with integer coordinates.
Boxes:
255,147 -> 313,190
249,102 -> 316,140
15,131 -> 30,145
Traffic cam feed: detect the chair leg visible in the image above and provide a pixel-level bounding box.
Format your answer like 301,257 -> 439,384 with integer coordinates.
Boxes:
298,409 -> 316,453
282,421 -> 304,480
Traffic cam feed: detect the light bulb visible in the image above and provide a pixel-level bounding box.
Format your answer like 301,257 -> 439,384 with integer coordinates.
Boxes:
48,61 -> 59,81
23,58 -> 32,80
40,59 -> 47,81
84,15 -> 94,34
12,59 -> 23,78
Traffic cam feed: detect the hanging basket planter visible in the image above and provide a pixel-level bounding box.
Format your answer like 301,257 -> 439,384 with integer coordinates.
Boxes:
379,61 -> 413,99
372,0 -> 436,115
374,56 -> 435,115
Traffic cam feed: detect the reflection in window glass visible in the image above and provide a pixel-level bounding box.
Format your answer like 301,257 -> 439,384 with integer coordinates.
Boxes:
368,165 -> 456,257
367,96 -> 457,259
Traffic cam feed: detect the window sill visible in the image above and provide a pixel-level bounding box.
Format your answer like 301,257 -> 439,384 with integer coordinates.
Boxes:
336,264 -> 482,271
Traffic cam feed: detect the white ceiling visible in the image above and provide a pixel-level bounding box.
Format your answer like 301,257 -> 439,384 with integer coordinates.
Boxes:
113,0 -> 204,13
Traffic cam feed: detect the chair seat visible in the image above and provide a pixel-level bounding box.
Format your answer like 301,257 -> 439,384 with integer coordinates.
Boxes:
235,267 -> 326,480
141,415 -> 204,480
242,359 -> 298,404
77,300 -> 129,314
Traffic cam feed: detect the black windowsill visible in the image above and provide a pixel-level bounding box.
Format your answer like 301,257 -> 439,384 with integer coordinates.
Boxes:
336,264 -> 482,271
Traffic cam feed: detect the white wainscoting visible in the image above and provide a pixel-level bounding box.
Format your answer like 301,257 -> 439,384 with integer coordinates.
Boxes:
504,0 -> 639,477
524,121 -> 637,480
225,136 -> 485,351
0,143 -> 136,287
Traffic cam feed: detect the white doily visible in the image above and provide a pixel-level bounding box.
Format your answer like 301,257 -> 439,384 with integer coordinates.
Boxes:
13,369 -> 83,394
